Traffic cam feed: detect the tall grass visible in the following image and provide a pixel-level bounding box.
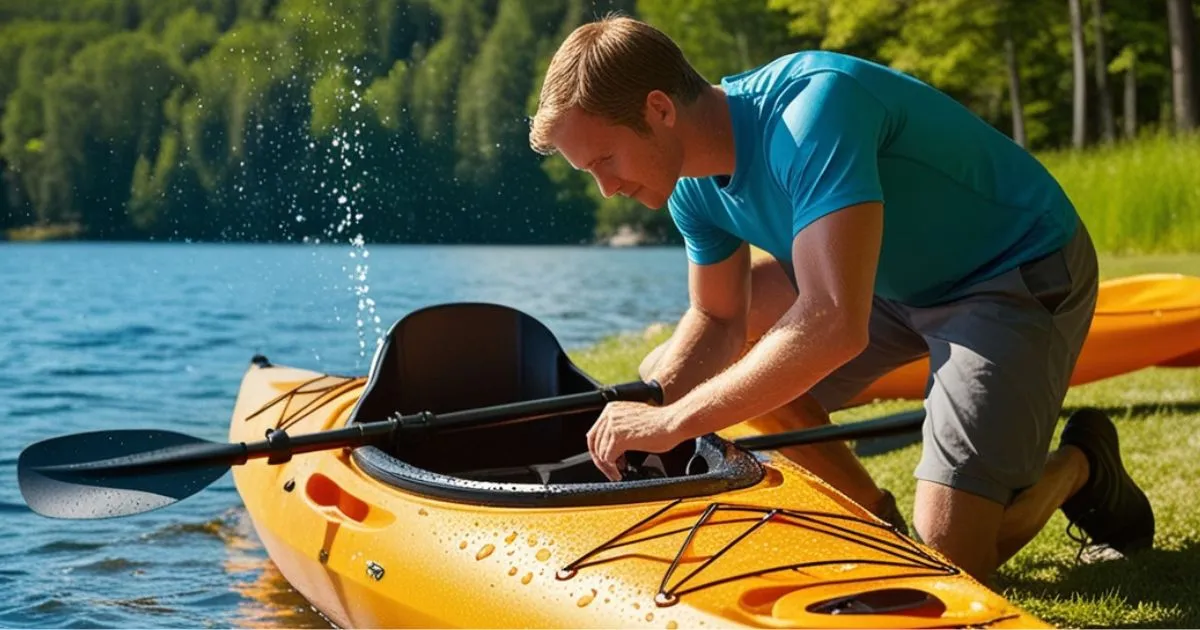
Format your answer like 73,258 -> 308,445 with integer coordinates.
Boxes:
1038,131 -> 1200,254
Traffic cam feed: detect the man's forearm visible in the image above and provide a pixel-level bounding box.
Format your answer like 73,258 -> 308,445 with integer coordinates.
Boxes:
648,306 -> 746,405
669,304 -> 864,440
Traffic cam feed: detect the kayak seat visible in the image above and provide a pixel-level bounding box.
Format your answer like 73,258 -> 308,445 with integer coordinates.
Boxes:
350,302 -> 599,473
349,302 -> 764,507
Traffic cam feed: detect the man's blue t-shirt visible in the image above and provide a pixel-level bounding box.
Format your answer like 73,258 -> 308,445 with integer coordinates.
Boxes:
668,51 -> 1077,307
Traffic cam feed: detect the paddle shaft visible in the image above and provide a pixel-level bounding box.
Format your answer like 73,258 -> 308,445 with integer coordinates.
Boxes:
42,379 -> 665,477
84,393 -> 919,475
732,409 -> 924,452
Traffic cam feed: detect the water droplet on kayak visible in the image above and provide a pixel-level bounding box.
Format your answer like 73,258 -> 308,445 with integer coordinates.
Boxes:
521,572 -> 533,585
577,589 -> 596,607
645,613 -> 655,622
633,603 -> 641,610
527,534 -> 538,547
459,541 -> 467,550
508,567 -> 518,576
505,531 -> 518,544
536,549 -> 551,562
418,508 -> 428,516
476,544 -> 495,560
667,621 -> 678,628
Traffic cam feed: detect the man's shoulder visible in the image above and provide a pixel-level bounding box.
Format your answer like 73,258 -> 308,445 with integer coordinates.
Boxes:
720,51 -> 883,96
668,176 -> 719,213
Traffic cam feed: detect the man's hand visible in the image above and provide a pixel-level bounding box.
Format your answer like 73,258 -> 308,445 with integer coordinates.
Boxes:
586,402 -> 688,481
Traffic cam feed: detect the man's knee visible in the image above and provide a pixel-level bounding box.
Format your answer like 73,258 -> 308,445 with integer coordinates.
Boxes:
913,481 -> 1004,581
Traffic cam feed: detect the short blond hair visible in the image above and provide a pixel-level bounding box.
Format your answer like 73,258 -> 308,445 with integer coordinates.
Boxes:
528,15 -> 709,155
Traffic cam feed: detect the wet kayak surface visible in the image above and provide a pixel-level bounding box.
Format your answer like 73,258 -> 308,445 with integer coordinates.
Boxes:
0,242 -> 687,628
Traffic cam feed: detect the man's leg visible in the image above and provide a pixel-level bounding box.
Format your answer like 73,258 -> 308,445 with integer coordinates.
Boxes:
914,445 -> 1090,580
908,220 -> 1151,580
642,255 -> 928,524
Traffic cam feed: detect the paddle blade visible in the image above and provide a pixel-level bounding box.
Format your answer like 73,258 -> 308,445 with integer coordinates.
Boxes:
18,430 -> 231,520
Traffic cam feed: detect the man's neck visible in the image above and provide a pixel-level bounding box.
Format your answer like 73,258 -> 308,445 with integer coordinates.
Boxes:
677,86 -> 737,181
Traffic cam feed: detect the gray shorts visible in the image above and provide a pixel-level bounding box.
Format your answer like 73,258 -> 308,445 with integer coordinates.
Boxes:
810,219 -> 1099,505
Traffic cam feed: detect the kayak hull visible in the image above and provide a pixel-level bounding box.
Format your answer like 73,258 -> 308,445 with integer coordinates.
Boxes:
231,364 -> 1048,628
850,273 -> 1200,406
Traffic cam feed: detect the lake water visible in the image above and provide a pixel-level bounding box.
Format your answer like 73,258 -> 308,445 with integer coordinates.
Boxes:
0,242 -> 689,628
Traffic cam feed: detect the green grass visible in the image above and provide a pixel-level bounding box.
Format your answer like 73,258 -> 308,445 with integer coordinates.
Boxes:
1040,132 -> 1200,254
568,255 -> 1200,629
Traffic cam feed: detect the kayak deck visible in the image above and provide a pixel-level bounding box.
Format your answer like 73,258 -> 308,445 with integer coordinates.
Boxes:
229,302 -> 1048,628
231,368 -> 1047,628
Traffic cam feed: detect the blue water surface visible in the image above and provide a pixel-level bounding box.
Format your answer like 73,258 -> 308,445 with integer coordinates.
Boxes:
0,242 -> 688,628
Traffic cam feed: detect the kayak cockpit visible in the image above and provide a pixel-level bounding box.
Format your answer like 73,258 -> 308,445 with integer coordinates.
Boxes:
346,303 -> 763,507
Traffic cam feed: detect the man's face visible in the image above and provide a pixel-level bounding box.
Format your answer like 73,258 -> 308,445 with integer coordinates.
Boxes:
549,99 -> 682,210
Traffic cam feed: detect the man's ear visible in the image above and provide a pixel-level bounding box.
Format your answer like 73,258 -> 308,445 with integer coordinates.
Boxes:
645,90 -> 677,129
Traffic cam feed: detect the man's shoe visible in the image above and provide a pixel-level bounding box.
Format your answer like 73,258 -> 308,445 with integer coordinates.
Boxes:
1059,408 -> 1154,560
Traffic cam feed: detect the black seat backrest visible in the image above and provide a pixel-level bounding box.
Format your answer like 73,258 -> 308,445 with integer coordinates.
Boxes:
350,303 -> 597,471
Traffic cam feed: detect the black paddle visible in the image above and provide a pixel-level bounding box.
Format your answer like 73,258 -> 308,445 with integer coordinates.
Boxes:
732,408 -> 925,451
18,379 -> 663,520
19,384 -> 924,521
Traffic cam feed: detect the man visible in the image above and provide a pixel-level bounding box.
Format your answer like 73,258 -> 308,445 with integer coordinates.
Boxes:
528,15 -> 1154,581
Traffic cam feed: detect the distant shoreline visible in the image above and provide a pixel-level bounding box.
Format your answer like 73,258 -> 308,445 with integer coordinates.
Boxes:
3,224 -> 681,248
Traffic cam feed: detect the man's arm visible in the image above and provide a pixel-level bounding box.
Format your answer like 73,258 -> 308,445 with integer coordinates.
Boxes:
664,200 -> 883,440
646,243 -> 751,405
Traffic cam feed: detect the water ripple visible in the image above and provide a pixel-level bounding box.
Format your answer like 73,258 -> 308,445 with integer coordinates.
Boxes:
74,558 -> 152,575
34,540 -> 108,553
42,367 -> 165,378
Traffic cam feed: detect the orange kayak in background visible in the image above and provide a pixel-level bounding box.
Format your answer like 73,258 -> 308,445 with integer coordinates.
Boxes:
849,274 -> 1200,406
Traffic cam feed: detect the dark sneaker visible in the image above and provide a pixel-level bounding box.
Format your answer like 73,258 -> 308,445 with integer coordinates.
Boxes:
873,488 -> 910,537
1059,408 -> 1154,560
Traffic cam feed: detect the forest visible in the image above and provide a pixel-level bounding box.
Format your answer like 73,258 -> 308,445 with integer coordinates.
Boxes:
1,0 -> 1197,245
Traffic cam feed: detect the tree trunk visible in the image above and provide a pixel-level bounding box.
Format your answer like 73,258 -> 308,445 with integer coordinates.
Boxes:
1004,26 -> 1027,147
1124,53 -> 1138,139
735,30 -> 751,71
1166,0 -> 1198,131
1092,0 -> 1115,142
1069,0 -> 1088,147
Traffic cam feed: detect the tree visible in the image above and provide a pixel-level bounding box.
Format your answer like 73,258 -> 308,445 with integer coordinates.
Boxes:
1166,0 -> 1198,130
637,0 -> 802,81
1002,3 -> 1027,146
0,21 -> 114,227
35,33 -> 182,236
1069,0 -> 1088,147
1093,0 -> 1116,142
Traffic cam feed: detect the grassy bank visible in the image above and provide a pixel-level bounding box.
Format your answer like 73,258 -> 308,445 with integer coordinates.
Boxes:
1041,131 -> 1200,254
568,255 -> 1200,628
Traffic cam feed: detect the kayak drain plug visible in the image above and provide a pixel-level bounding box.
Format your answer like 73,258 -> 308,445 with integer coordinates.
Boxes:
366,561 -> 385,581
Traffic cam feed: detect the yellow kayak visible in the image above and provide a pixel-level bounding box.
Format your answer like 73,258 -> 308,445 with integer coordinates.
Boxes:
230,303 -> 1047,628
850,273 -> 1200,405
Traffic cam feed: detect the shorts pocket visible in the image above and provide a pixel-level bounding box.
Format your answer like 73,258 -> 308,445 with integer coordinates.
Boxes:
1018,250 -> 1073,315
